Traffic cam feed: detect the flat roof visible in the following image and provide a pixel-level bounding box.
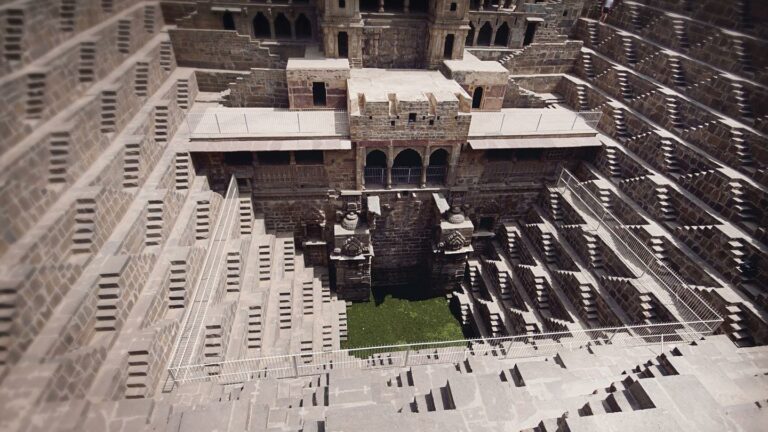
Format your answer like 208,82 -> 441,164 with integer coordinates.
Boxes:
347,69 -> 469,114
468,136 -> 602,150
185,138 -> 352,152
286,57 -> 350,70
468,108 -> 599,138
186,108 -> 349,140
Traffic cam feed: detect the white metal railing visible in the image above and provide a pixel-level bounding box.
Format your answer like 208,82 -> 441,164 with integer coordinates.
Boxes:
167,321 -> 716,385
469,109 -> 602,136
556,168 -> 722,332
166,176 -> 240,386
185,110 -> 348,137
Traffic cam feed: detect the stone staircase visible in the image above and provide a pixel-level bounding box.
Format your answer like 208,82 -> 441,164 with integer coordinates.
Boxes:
72,195 -> 96,255
145,199 -> 163,247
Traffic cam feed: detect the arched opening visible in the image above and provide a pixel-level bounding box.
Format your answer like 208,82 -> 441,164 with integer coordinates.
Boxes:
443,34 -> 454,59
253,12 -> 270,38
410,0 -> 428,12
295,14 -> 311,39
523,22 -> 537,46
392,149 -> 422,185
387,0 -> 405,12
222,10 -> 235,30
477,22 -> 493,46
465,22 -> 475,46
360,0 -> 378,11
364,150 -> 387,186
274,13 -> 291,39
427,148 -> 449,184
472,86 -> 484,109
337,31 -> 349,57
494,22 -> 509,46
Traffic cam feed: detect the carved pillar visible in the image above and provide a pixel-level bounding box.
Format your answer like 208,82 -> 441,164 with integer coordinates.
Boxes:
404,0 -> 410,12
379,0 -> 385,12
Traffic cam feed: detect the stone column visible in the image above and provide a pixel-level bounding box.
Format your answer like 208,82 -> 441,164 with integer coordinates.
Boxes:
420,148 -> 429,188
379,0 -> 385,12
269,18 -> 276,39
290,19 -> 296,40
472,27 -> 479,46
386,145 -> 393,189
479,0 -> 485,11
404,0 -> 410,12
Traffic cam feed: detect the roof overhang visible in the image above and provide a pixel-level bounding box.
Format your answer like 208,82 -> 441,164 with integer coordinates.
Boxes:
467,136 -> 602,150
185,139 -> 352,152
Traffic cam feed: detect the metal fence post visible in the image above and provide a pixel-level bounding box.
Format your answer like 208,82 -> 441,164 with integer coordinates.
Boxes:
403,348 -> 411,367
214,113 -> 221,134
660,334 -> 664,353
292,355 -> 299,378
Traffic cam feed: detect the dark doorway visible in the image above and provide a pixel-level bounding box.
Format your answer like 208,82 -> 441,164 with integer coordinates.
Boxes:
479,216 -> 495,231
274,13 -> 291,38
523,22 -> 537,46
410,0 -> 428,12
477,22 -> 493,46
312,82 -> 327,106
338,31 -> 349,57
494,22 -> 509,46
295,14 -> 311,39
222,11 -> 235,30
253,13 -> 270,38
472,87 -> 484,109
465,22 -> 475,46
387,0 -> 405,12
360,0 -> 378,11
443,34 -> 454,59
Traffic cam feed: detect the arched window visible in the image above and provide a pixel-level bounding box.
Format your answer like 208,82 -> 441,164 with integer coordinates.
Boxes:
443,34 -> 454,59
366,150 -> 387,167
222,10 -> 235,30
393,149 -> 422,167
392,149 -> 422,185
494,22 -> 509,46
472,87 -> 484,109
337,31 -> 349,57
253,12 -> 270,38
364,150 -> 387,186
274,13 -> 291,39
465,22 -> 475,47
295,14 -> 311,39
477,22 -> 493,46
427,148 -> 449,184
429,148 -> 449,166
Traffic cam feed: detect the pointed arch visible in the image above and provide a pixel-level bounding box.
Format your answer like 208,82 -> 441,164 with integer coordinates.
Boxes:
393,149 -> 422,167
465,22 -> 475,46
274,13 -> 291,38
295,13 -> 311,39
253,12 -> 270,38
494,22 -> 510,46
477,22 -> 493,46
